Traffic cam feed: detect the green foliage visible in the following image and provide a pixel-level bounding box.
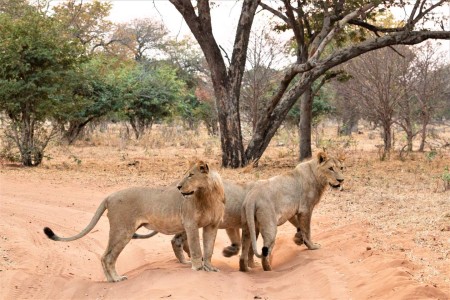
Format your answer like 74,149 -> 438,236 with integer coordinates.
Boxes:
0,4 -> 86,165
55,55 -> 123,143
425,149 -> 438,162
287,84 -> 334,126
116,62 -> 186,138
442,166 -> 450,191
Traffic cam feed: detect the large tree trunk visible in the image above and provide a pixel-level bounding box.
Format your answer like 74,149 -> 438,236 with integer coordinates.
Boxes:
299,86 -> 313,160
215,85 -> 246,167
169,0 -> 260,168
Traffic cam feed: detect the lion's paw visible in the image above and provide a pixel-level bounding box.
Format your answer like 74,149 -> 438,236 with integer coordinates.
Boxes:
293,232 -> 304,246
307,243 -> 321,250
191,264 -> 204,271
248,259 -> 260,268
222,245 -> 240,257
203,264 -> 219,272
112,275 -> 128,282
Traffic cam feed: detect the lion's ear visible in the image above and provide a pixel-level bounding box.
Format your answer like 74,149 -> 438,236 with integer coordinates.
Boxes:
199,161 -> 209,174
317,151 -> 328,164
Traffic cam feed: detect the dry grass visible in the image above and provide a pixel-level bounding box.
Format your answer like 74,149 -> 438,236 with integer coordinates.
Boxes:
1,121 -> 449,288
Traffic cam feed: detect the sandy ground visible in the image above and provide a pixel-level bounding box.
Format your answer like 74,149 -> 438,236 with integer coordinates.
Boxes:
0,128 -> 449,299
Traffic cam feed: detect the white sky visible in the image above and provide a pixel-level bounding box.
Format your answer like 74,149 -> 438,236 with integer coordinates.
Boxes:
108,1 -> 242,47
107,0 -> 449,63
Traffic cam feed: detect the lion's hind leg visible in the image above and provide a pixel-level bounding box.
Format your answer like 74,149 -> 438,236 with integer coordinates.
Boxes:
260,223 -> 276,271
101,228 -> 134,282
222,228 -> 241,257
171,232 -> 190,264
239,225 -> 251,272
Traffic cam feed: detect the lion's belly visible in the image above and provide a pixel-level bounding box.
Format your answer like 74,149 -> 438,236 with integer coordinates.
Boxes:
220,204 -> 241,228
275,200 -> 298,226
144,219 -> 184,235
143,205 -> 185,235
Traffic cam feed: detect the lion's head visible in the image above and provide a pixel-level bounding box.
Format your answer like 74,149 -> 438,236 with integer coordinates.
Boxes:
316,151 -> 345,190
177,160 -> 223,197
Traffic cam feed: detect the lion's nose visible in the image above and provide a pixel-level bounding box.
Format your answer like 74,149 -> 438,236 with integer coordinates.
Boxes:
337,178 -> 344,183
177,185 -> 182,190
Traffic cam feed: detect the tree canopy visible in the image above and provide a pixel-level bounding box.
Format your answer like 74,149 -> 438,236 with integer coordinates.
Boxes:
168,0 -> 450,167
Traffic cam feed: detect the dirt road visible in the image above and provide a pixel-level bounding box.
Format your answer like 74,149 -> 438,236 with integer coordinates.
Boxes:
1,167 -> 448,300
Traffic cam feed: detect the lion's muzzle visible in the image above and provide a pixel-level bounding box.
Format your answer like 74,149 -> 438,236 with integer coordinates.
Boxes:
329,178 -> 344,189
177,184 -> 194,196
180,191 -> 194,196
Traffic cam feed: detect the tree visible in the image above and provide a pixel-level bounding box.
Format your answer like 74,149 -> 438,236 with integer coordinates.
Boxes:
112,18 -> 169,62
240,26 -> 287,133
409,42 -> 449,151
169,0 -> 260,168
164,37 -> 216,132
118,62 -> 186,139
338,47 -> 410,158
168,0 -> 450,168
0,5 -> 85,165
396,48 -> 421,152
55,55 -> 122,144
52,0 -> 114,53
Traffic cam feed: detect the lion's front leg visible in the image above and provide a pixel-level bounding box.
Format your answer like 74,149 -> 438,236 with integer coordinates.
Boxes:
297,213 -> 320,250
202,224 -> 220,272
289,216 -> 304,246
184,223 -> 204,271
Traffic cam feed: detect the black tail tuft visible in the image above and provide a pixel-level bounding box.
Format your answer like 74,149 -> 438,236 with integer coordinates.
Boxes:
43,227 -> 56,240
262,246 -> 269,257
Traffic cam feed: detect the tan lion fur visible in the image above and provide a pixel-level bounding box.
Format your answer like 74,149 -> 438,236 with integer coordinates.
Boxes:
134,179 -> 307,266
239,151 -> 345,272
168,179 -> 258,264
43,160 -> 225,282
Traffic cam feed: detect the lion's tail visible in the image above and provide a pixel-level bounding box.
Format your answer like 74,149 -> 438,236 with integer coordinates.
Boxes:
43,199 -> 107,242
245,203 -> 262,259
132,231 -> 159,239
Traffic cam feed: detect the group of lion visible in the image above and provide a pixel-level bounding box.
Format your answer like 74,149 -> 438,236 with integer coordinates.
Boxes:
43,151 -> 345,282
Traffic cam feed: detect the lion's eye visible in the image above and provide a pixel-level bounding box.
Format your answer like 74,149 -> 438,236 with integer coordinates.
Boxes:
188,173 -> 194,178
329,167 -> 334,171
340,167 -> 344,171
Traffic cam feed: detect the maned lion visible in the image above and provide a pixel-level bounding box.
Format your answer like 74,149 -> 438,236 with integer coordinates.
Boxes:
239,151 -> 345,272
43,160 -> 225,282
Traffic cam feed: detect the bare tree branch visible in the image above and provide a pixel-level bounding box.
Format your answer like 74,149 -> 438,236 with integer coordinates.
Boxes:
219,45 -> 231,66
310,2 -> 376,61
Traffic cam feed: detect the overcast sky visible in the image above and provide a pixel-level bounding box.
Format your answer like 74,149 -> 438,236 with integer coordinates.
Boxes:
109,1 -> 241,46
107,1 -> 450,63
